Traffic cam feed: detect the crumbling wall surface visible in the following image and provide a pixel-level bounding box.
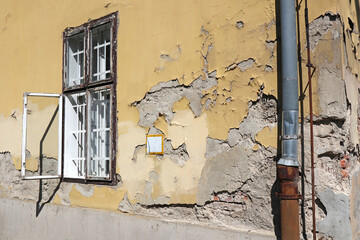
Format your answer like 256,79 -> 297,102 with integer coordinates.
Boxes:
3,0 -> 360,238
196,96 -> 278,228
0,0 -> 280,235
298,8 -> 360,239
301,13 -> 351,240
119,96 -> 278,232
0,152 -> 59,201
351,169 -> 360,239
113,0 -> 282,234
317,188 -> 352,240
115,0 -> 282,232
340,1 -> 360,239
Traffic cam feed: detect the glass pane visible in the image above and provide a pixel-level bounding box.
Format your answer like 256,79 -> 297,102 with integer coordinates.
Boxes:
63,92 -> 86,178
66,32 -> 85,88
88,89 -> 111,178
91,23 -> 111,82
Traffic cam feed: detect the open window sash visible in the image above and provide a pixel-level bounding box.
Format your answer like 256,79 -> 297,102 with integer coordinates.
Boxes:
21,93 -> 63,180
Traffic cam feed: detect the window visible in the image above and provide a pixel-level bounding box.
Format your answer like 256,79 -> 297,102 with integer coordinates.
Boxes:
63,12 -> 117,183
21,13 -> 118,184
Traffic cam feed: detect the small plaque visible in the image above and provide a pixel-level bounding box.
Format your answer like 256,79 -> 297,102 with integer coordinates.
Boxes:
146,135 -> 164,154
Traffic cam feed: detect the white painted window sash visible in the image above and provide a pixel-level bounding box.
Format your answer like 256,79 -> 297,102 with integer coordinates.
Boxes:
21,92 -> 63,180
63,92 -> 86,179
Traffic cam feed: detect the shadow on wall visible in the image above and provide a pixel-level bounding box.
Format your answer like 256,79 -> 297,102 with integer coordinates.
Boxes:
295,0 -> 311,239
271,0 -> 282,239
271,179 -> 281,239
36,180 -> 61,217
35,104 -> 61,217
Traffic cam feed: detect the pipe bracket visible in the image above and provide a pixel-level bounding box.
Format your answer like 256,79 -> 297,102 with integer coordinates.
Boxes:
276,193 -> 302,200
283,77 -> 296,81
306,63 -> 315,68
279,134 -> 299,140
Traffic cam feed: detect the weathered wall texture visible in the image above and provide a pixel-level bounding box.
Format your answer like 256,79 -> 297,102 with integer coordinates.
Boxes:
1,0 -> 360,239
298,1 -> 360,239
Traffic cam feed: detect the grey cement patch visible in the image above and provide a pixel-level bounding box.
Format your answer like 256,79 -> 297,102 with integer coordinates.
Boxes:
55,182 -> 73,205
132,144 -> 145,162
197,96 -> 278,230
236,21 -> 244,29
119,193 -> 139,213
135,171 -> 170,205
123,96 -> 278,231
309,13 -> 339,51
149,79 -> 180,93
343,67 -> 360,145
132,71 -> 218,127
237,58 -> 255,72
317,188 -> 352,240
75,184 -> 94,197
205,137 -> 231,159
264,65 -> 273,72
238,97 -> 277,139
351,169 -> 360,239
163,140 -> 189,166
313,14 -> 347,121
204,98 -> 212,110
227,128 -> 242,147
197,145 -> 252,205
148,126 -> 164,135
0,153 -> 106,206
318,68 -> 346,120
0,153 -> 59,202
265,40 -> 276,60
226,58 -> 256,72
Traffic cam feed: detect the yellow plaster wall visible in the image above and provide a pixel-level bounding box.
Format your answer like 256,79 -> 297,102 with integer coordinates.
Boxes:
255,126 -> 277,149
0,0 -> 352,211
162,109 -> 208,204
69,185 -> 127,210
337,0 -> 360,76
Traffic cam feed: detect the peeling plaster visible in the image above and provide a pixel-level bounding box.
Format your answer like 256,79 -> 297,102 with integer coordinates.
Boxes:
196,96 -> 278,230
1,0 -> 360,237
255,126 -> 277,148
131,71 -> 217,127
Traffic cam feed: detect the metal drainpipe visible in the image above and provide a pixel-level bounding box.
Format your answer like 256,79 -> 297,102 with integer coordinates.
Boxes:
277,0 -> 301,239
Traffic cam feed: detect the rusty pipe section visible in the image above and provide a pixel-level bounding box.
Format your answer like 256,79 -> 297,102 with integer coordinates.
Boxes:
278,165 -> 301,239
277,0 -> 300,239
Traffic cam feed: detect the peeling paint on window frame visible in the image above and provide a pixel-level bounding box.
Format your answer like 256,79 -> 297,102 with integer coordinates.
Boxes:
61,12 -> 118,186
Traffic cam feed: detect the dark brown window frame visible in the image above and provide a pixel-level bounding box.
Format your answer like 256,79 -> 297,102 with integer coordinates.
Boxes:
61,12 -> 118,185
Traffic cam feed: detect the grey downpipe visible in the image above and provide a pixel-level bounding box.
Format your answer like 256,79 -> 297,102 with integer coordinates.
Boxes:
278,0 -> 299,167
277,0 -> 301,239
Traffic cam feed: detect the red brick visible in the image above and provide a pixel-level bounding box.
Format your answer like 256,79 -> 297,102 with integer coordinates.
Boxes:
340,159 -> 347,169
341,169 -> 348,178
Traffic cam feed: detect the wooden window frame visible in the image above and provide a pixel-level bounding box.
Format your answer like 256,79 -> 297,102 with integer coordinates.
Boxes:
62,12 -> 118,185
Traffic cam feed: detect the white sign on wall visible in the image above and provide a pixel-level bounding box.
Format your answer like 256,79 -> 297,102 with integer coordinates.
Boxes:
146,135 -> 164,154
